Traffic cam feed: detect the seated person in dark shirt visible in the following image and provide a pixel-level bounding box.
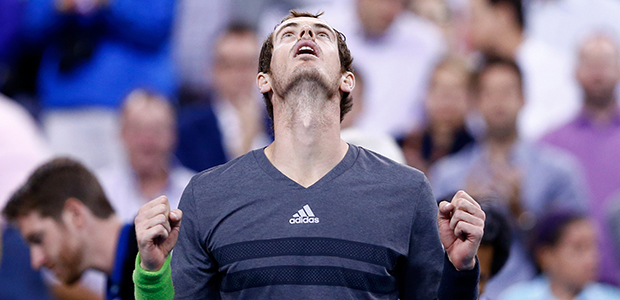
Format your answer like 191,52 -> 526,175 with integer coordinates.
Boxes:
2,158 -> 139,300
401,55 -> 475,173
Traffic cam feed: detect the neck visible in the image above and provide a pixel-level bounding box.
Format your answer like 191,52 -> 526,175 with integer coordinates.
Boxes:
549,278 -> 582,300
84,216 -> 123,275
135,163 -> 169,200
485,128 -> 518,155
267,93 -> 348,188
584,98 -> 618,125
493,27 -> 522,59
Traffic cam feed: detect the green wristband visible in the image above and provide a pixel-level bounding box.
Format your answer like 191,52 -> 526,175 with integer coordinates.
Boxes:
133,254 -> 175,300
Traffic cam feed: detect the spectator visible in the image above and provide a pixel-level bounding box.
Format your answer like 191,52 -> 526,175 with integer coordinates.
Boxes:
478,201 -> 513,299
499,211 -> 620,300
0,94 -> 50,209
407,0 -> 470,54
99,89 -> 193,224
340,69 -> 406,163
468,0 -> 581,140
429,57 -> 588,299
0,94 -> 53,299
20,0 -> 176,169
542,34 -> 620,285
176,24 -> 270,172
173,0 -> 230,97
527,0 -> 620,65
2,158 -> 139,300
400,55 -> 475,173
304,0 -> 447,137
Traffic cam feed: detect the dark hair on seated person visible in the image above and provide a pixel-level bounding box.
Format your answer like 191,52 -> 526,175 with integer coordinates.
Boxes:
479,201 -> 512,277
3,157 -> 114,222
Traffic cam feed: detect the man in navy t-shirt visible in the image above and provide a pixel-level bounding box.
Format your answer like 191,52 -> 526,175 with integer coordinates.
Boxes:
134,10 -> 485,300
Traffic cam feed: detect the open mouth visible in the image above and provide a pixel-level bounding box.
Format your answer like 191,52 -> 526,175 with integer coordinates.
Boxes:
295,42 -> 318,57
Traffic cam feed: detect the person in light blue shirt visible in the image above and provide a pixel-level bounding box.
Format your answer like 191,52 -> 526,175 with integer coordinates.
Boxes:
428,56 -> 588,300
499,210 -> 620,300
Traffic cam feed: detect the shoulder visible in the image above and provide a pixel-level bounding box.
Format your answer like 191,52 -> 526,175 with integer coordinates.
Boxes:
584,283 -> 620,299
429,143 -> 477,178
541,120 -> 579,145
499,277 -> 549,300
354,145 -> 426,185
190,150 -> 259,188
528,141 -> 582,174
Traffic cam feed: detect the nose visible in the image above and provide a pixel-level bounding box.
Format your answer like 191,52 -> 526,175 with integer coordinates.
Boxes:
300,25 -> 314,40
30,247 -> 46,270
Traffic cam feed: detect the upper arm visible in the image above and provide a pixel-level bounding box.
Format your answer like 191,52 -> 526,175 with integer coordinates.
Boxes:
398,176 -> 444,300
171,179 -> 220,299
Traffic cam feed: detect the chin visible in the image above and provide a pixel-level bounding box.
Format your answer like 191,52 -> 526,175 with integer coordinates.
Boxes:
58,271 -> 83,286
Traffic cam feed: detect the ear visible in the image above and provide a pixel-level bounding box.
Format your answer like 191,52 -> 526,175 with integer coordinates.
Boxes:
257,72 -> 272,94
62,198 -> 88,229
339,71 -> 355,94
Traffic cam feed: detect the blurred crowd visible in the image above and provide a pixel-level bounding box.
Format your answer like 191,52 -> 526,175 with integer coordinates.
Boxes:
1,0 -> 620,299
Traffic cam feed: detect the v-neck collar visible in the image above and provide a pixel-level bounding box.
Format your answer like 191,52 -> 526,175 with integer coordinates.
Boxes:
252,143 -> 359,190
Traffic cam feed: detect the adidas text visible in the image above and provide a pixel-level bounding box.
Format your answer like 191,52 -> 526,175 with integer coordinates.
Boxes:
289,216 -> 320,224
289,204 -> 319,224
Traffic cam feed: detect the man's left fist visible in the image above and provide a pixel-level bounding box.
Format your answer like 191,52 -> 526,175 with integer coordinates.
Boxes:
438,190 -> 485,271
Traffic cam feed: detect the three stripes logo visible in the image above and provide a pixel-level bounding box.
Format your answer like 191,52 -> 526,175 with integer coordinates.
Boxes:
289,204 -> 320,224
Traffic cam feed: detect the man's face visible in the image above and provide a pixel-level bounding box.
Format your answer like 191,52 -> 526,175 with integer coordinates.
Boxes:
468,0 -> 498,52
477,65 -> 523,134
426,66 -> 469,128
213,32 -> 259,101
577,38 -> 620,105
540,220 -> 599,291
267,16 -> 343,98
122,97 -> 176,175
17,212 -> 84,285
357,0 -> 403,37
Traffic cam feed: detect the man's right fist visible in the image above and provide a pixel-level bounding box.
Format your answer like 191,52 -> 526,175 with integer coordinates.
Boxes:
135,196 -> 182,271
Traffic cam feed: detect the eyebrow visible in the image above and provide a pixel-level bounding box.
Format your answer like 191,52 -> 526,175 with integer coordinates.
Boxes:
274,21 -> 336,39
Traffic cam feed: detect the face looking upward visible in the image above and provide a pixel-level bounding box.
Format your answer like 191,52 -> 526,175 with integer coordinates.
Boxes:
257,17 -> 354,116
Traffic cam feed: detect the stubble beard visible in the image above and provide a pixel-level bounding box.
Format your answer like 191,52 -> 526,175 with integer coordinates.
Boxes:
57,234 -> 85,285
585,87 -> 616,110
272,68 -> 339,129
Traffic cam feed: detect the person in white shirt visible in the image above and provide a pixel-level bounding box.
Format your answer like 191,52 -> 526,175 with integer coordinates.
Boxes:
98,89 -> 194,224
0,94 -> 50,209
468,0 -> 581,140
340,68 -> 406,163
210,25 -> 271,159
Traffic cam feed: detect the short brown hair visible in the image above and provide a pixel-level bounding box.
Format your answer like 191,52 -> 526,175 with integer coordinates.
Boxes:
3,158 -> 115,222
258,10 -> 354,122
473,55 -> 523,95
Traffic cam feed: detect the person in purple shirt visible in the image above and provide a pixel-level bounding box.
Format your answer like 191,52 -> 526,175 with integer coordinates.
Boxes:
542,34 -> 620,286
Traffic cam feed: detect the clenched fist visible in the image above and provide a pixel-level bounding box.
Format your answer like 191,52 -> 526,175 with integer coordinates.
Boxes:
135,196 -> 182,271
438,190 -> 485,271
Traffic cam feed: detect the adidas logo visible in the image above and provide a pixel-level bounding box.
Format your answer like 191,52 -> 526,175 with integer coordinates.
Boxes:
289,204 -> 320,224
